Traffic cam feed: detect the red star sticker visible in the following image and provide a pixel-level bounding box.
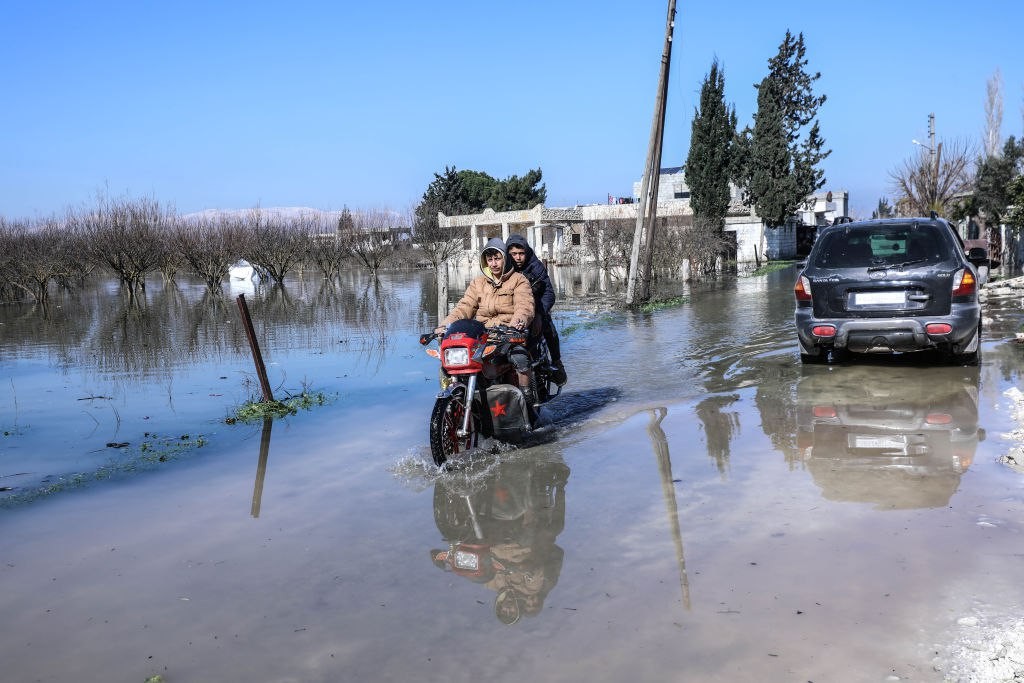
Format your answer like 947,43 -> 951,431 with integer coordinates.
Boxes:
490,401 -> 507,418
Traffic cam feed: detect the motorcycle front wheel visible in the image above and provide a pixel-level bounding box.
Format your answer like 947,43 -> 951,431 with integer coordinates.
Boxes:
429,390 -> 482,467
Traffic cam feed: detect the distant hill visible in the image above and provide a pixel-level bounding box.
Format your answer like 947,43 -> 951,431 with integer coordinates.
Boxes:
180,206 -> 346,226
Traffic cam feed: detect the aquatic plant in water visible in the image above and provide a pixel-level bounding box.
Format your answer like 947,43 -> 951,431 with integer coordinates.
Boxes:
229,390 -> 331,424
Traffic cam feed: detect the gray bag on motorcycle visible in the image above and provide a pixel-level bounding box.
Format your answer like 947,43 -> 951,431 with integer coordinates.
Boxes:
486,384 -> 530,439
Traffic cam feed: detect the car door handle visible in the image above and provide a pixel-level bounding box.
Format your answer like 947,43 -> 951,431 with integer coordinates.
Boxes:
907,294 -> 931,302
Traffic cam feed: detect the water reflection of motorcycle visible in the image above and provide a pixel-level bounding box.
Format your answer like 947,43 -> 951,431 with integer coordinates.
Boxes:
430,456 -> 569,625
795,366 -> 983,509
419,319 -> 561,467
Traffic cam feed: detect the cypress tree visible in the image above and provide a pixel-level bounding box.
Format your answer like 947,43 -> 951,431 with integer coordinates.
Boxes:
685,59 -> 737,233
746,30 -> 830,228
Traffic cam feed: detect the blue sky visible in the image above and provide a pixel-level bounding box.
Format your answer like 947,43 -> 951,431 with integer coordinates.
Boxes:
3,0 -> 1023,220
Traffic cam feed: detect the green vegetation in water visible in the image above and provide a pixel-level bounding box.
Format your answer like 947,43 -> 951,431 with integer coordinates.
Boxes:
0,432 -> 209,508
560,313 -> 623,337
229,390 -> 331,424
748,260 -> 795,277
638,296 -> 688,313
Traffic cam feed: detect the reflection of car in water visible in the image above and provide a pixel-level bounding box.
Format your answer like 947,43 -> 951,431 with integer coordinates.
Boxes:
795,366 -> 983,509
430,456 -> 569,624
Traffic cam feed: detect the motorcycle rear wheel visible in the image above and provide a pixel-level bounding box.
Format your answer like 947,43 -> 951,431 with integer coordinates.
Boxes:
429,390 -> 482,467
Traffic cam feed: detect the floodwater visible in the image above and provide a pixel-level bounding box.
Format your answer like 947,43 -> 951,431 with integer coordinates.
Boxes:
3,265 -> 1024,683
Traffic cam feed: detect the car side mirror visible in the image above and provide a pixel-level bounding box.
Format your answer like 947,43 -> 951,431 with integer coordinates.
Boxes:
966,246 -> 988,265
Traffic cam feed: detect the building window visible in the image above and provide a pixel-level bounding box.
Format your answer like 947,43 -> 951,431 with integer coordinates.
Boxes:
571,233 -> 581,246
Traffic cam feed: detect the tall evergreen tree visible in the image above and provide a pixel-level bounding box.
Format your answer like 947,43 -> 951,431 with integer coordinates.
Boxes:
973,136 -> 1024,226
685,59 -> 737,233
486,168 -> 547,212
745,30 -> 830,228
458,170 -> 497,211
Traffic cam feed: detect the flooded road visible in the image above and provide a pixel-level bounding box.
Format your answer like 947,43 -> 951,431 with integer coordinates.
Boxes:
2,266 -> 1024,682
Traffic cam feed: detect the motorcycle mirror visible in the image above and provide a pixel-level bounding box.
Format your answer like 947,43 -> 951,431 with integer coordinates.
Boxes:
419,333 -> 433,345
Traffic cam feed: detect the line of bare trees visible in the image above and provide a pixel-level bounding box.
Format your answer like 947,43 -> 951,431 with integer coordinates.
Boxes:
0,199 -> 416,306
582,216 -> 732,284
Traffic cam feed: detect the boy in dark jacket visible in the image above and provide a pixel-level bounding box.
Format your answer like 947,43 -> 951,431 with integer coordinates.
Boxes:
505,234 -> 567,386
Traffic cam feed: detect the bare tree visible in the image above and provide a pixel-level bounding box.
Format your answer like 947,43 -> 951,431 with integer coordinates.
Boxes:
413,206 -> 467,321
345,208 -> 398,275
0,217 -> 83,306
889,138 -> 974,217
984,68 -> 1004,159
307,214 -> 350,280
172,215 -> 248,289
82,195 -> 173,296
243,209 -> 311,285
583,219 -> 634,275
682,217 -> 732,277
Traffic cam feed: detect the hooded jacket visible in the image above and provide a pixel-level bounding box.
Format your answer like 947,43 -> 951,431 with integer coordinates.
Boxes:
505,234 -> 555,316
442,237 -> 535,329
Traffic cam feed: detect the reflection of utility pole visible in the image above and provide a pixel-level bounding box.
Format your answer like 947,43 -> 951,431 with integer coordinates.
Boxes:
646,407 -> 691,610
251,418 -> 273,518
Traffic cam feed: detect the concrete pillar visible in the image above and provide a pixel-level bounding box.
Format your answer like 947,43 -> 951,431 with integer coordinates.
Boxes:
470,224 -> 478,252
501,223 -> 509,243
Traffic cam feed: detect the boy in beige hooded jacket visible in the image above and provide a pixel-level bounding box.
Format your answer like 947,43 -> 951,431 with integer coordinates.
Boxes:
437,238 -> 536,402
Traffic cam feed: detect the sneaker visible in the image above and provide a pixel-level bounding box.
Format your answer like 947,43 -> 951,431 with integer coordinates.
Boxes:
550,362 -> 567,386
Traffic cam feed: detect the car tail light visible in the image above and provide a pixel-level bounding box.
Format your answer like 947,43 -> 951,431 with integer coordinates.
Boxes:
926,323 -> 953,335
925,413 -> 953,425
812,406 -> 837,418
812,325 -> 836,337
794,275 -> 812,301
951,268 -> 976,296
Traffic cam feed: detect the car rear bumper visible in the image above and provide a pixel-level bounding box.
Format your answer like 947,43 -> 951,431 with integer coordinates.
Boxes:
795,304 -> 981,355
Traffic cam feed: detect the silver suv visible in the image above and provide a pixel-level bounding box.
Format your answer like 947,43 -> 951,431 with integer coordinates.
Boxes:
794,217 -> 986,364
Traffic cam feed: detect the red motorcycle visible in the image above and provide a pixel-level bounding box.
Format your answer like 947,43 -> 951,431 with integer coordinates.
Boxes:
419,319 -> 560,466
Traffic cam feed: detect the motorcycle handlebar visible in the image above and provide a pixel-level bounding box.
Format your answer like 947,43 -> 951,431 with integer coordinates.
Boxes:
418,324 -> 528,346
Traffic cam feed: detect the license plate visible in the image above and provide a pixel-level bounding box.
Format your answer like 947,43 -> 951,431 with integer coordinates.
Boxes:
849,434 -> 906,450
853,291 -> 904,305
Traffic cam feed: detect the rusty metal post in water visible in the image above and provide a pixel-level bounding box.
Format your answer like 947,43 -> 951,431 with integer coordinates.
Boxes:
236,293 -> 275,403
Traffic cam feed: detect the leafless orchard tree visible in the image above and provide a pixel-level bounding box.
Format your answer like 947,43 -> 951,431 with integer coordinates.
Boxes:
682,217 -> 732,277
344,208 -> 398,275
307,213 -> 351,281
0,217 -> 83,306
889,138 -> 974,217
242,209 -> 312,286
172,215 -> 248,290
983,69 -> 1004,160
583,219 -> 634,276
413,206 -> 467,321
81,196 -> 173,296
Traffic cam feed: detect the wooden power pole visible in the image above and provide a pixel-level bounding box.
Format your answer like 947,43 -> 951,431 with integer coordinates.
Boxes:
626,0 -> 677,308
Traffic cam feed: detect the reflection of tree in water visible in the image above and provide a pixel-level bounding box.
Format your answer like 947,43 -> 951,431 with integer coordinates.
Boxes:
752,366 -> 801,468
1,270 -> 436,380
695,394 -> 741,473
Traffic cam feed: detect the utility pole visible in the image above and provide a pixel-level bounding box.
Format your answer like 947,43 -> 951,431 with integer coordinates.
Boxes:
625,0 -> 677,308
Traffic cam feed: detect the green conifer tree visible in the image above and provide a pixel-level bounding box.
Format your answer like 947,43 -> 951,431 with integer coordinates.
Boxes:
685,59 -> 737,233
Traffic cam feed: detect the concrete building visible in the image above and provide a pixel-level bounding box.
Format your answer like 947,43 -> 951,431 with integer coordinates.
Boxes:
436,167 -> 848,265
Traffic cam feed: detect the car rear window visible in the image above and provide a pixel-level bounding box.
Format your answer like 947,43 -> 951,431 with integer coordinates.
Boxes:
812,225 -> 949,268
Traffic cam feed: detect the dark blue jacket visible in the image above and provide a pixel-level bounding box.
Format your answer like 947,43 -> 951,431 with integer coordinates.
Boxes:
506,234 -> 555,316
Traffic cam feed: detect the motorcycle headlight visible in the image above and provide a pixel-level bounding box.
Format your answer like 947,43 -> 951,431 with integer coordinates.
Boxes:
443,347 -> 470,367
453,550 -> 480,571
